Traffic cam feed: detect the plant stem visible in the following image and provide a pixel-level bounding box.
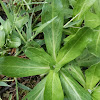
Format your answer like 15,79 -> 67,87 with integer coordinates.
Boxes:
27,32 -> 37,42
15,26 -> 27,44
9,94 -> 12,100
2,79 -> 14,82
32,13 -> 41,26
92,82 -> 100,92
14,78 -> 19,100
63,13 -> 80,28
15,49 -> 22,57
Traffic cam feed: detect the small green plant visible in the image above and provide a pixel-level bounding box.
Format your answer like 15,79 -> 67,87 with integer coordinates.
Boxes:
0,0 -> 100,100
0,0 -> 53,56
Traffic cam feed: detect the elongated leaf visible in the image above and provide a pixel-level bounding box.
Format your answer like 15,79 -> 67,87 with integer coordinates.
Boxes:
25,47 -> 55,66
65,63 -> 85,87
18,82 -> 32,91
88,26 -> 100,57
0,0 -> 13,24
0,30 -> 5,48
92,86 -> 100,100
32,16 -> 57,40
33,16 -> 57,33
85,63 -> 100,90
42,0 -> 64,60
0,57 -> 50,77
44,70 -> 64,100
0,81 -> 10,87
73,0 -> 96,21
56,27 -> 94,71
23,78 -> 46,100
28,5 -> 43,13
60,69 -> 92,100
26,13 -> 33,40
76,49 -> 100,67
84,11 -> 100,29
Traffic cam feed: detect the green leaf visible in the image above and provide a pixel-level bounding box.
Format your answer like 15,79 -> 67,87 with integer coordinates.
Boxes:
62,0 -> 69,10
68,0 -> 77,7
64,8 -> 73,19
17,82 -> 32,91
44,70 -> 64,100
35,39 -> 45,46
26,13 -> 33,40
84,11 -> 100,29
0,30 -> 5,48
92,86 -> 100,100
85,63 -> 100,90
7,35 -> 21,48
32,16 -> 57,40
42,0 -> 64,60
62,0 -> 70,18
0,57 -> 50,77
0,16 -> 5,25
76,49 -> 100,67
64,35 -> 75,44
93,0 -> 100,17
0,26 -> 3,30
26,40 -> 41,48
60,69 -> 92,100
0,81 -> 11,87
28,5 -> 43,13
88,26 -> 100,57
56,27 -> 94,71
23,78 -> 46,100
3,19 -> 11,35
15,15 -> 29,28
25,47 -> 55,66
73,0 -> 96,21
28,16 -> 57,44
65,63 -> 85,87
